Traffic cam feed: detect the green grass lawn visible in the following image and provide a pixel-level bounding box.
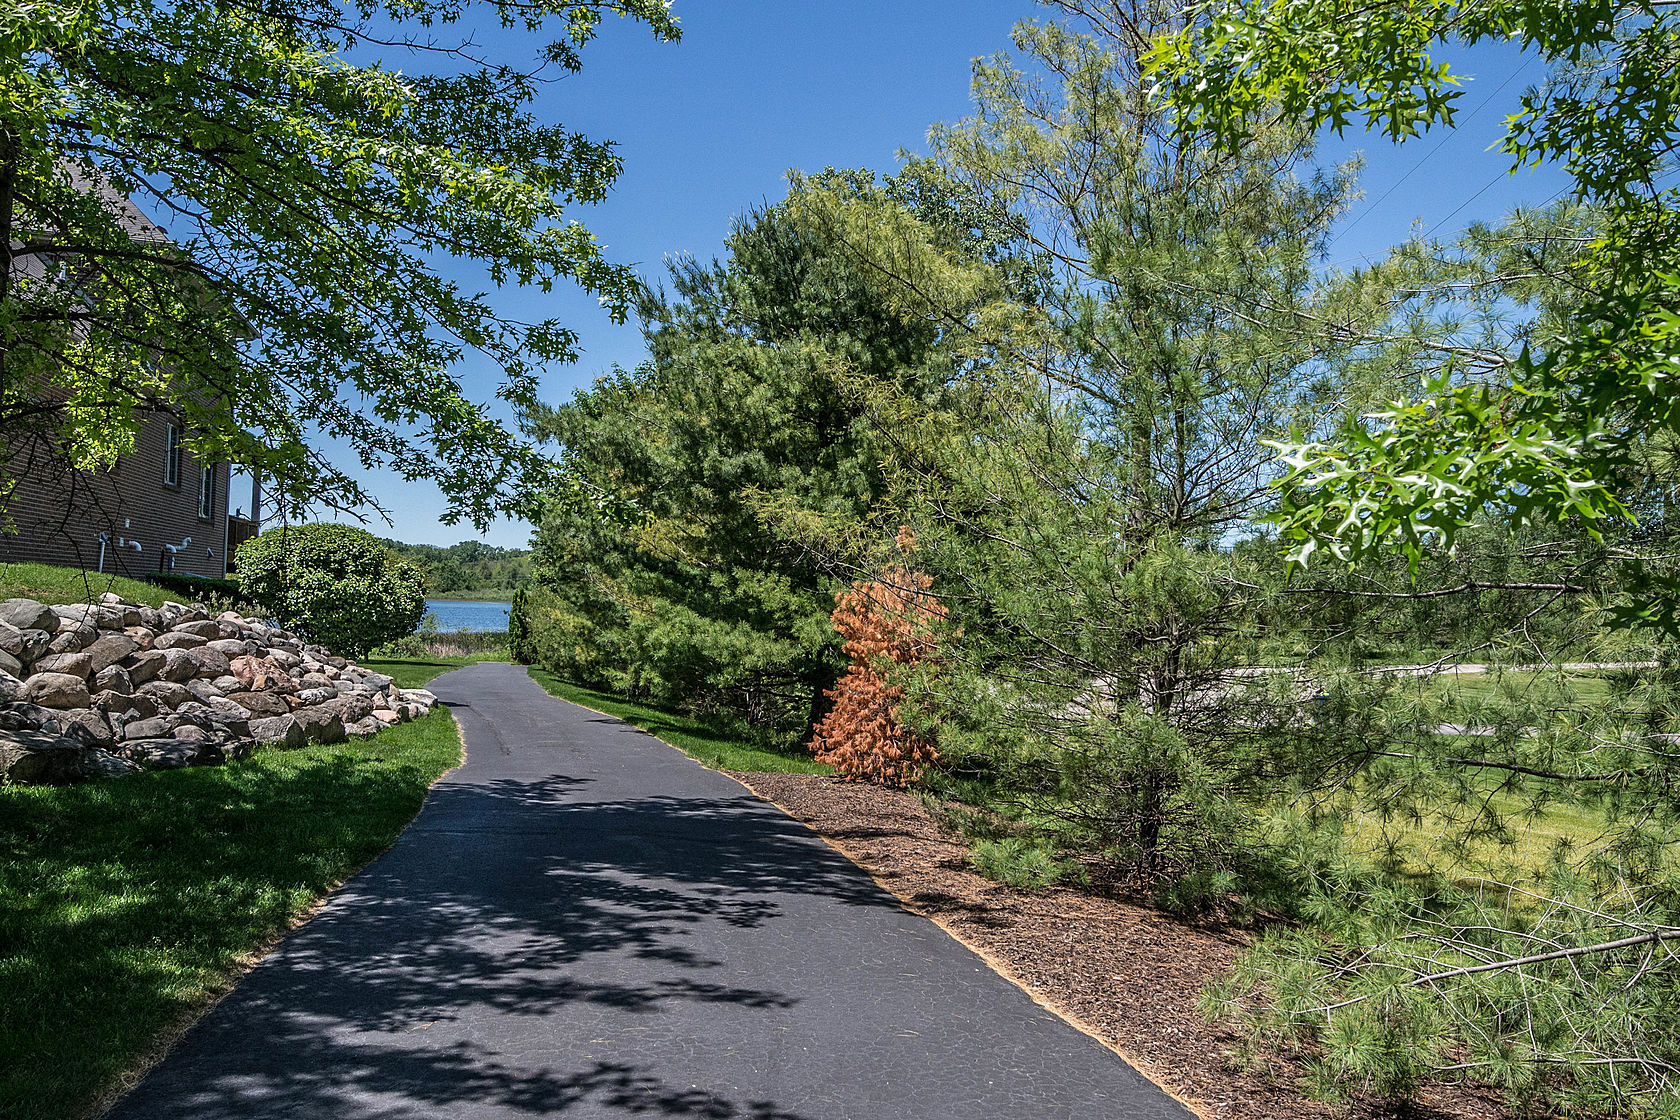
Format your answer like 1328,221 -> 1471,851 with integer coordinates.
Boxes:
1426,667 -> 1618,707
526,669 -> 832,775
0,708 -> 464,1120
0,561 -> 178,608
360,652 -> 507,689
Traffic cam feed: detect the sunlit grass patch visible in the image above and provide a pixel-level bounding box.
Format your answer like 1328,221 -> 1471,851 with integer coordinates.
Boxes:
0,710 -> 462,1120
527,669 -> 832,775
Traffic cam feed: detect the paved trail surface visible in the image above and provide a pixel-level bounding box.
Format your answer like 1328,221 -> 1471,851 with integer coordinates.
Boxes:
109,661 -> 1191,1120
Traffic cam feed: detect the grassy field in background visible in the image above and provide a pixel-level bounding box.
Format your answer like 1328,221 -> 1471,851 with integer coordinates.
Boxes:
0,562 -> 177,608
1427,668 -> 1619,707
0,694 -> 465,1118
1334,786 -> 1613,886
527,669 -> 832,775
361,652 -> 507,689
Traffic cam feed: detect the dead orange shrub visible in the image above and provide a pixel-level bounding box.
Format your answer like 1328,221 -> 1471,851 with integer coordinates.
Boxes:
808,529 -> 946,786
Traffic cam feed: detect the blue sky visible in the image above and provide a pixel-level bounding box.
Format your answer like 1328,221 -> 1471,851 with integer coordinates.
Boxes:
344,1 -> 1573,550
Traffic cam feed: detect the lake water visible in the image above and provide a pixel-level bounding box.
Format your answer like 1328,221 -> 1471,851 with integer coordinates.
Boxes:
424,599 -> 512,633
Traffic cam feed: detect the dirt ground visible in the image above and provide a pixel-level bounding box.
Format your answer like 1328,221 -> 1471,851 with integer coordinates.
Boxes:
729,770 -> 1513,1120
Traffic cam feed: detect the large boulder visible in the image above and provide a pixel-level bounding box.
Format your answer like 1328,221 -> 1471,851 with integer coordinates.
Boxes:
0,649 -> 21,678
46,624 -> 94,654
0,703 -> 55,731
82,749 -> 141,779
57,707 -> 116,746
207,638 -> 256,657
250,714 -> 306,749
122,649 -> 166,684
119,739 -> 205,770
292,705 -> 346,745
13,629 -> 53,665
136,680 -> 192,709
187,647 -> 231,678
98,691 -> 158,721
0,729 -> 84,784
172,619 -> 221,639
21,672 -> 90,709
0,669 -> 24,706
158,648 -> 200,683
208,713 -> 252,740
229,655 -> 295,693
52,603 -> 102,628
93,665 -> 134,695
329,692 -> 376,723
184,679 -> 226,705
264,647 -> 302,671
0,599 -> 58,633
121,715 -> 177,741
31,650 -> 92,679
229,691 -> 290,718
152,631 -> 208,651
84,633 -> 137,675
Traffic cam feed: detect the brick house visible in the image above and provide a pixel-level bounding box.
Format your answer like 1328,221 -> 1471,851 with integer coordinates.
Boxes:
3,173 -> 252,580
2,414 -> 236,579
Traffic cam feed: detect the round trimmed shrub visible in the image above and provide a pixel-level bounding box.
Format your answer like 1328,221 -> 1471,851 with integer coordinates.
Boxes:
236,524 -> 428,657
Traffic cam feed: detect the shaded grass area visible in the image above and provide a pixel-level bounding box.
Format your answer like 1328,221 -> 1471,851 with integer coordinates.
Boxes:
527,669 -> 832,775
1427,667 -> 1617,707
0,709 -> 463,1120
361,652 -> 508,689
1330,782 -> 1611,885
0,561 -> 177,608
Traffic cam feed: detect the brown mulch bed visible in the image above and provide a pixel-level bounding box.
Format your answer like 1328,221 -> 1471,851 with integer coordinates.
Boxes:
728,770 -> 1511,1120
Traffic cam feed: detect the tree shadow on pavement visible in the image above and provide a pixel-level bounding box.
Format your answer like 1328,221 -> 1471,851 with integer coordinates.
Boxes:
105,774 -> 892,1119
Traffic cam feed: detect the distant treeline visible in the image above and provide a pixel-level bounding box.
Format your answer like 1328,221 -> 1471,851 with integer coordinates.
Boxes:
380,539 -> 531,598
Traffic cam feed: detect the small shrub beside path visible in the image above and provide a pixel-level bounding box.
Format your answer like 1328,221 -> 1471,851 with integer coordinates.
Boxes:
733,772 -> 1516,1120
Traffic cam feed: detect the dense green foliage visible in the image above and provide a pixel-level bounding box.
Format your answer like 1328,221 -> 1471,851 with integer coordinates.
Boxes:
0,0 -> 678,525
34,0 -> 1653,1110
522,168 -> 998,736
507,2 -> 1680,1114
235,524 -> 427,657
0,709 -> 461,1120
380,539 -> 531,598
1151,0 -> 1680,618
1134,1 -> 1680,1108
140,572 -> 255,609
864,0 -> 1376,891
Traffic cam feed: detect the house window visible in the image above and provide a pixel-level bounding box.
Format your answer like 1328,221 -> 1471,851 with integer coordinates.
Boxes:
198,465 -> 214,519
163,425 -> 181,488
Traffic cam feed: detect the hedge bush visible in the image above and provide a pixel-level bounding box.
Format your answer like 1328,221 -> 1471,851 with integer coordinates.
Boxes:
234,524 -> 427,657
141,572 -> 255,608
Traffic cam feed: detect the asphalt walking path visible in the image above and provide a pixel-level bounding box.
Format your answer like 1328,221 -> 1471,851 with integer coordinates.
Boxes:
108,661 -> 1192,1120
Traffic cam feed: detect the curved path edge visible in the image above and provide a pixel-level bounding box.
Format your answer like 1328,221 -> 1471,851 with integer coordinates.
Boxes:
107,661 -> 1195,1120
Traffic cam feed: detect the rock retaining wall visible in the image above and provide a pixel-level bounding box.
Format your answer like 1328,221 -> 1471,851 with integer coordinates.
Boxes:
0,593 -> 439,784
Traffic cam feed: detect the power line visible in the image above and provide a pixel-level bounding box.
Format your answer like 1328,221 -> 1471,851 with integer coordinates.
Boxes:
1331,56 -> 1537,241
1415,169 -> 1513,242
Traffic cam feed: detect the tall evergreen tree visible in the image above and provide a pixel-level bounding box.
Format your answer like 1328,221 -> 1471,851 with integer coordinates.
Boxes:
805,1 -> 1366,888
521,170 -> 997,733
